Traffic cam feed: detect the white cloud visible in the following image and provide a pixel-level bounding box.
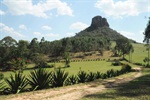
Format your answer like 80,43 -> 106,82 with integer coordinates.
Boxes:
33,32 -> 41,35
33,31 -> 60,37
0,23 -> 25,38
65,32 -> 75,37
0,10 -> 5,15
119,31 -> 135,39
119,30 -> 144,43
70,22 -> 88,30
19,24 -> 27,30
42,25 -> 52,31
95,0 -> 150,18
3,0 -> 73,18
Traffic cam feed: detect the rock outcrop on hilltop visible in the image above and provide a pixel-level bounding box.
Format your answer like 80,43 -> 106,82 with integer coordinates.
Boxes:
91,16 -> 109,28
75,15 -> 129,41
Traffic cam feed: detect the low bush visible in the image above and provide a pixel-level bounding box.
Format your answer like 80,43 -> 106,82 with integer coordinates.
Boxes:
87,72 -> 96,82
35,62 -> 52,68
112,61 -> 120,66
77,71 -> 88,83
4,72 -> 28,94
51,69 -> 68,87
65,75 -> 78,85
101,73 -> 107,79
28,68 -> 52,91
106,69 -> 115,78
134,62 -> 143,66
120,64 -> 132,74
95,71 -> 101,79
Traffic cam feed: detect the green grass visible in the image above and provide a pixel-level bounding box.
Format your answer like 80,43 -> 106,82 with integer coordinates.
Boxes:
49,61 -> 122,75
126,43 -> 147,64
112,42 -> 147,64
1,61 -> 121,78
82,68 -> 150,100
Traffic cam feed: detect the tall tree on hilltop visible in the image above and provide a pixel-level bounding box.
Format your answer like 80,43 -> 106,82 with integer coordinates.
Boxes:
143,18 -> 150,67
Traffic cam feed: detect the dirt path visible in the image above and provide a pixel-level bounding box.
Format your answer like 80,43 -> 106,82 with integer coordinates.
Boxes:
3,69 -> 142,100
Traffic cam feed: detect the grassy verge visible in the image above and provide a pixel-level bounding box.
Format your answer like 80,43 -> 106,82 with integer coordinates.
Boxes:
82,68 -> 150,100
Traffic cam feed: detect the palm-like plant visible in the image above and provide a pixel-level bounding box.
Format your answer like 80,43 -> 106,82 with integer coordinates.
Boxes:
28,68 -> 52,91
4,72 -> 28,94
95,71 -> 101,79
87,72 -> 96,82
65,75 -> 78,85
77,71 -> 88,83
51,69 -> 68,87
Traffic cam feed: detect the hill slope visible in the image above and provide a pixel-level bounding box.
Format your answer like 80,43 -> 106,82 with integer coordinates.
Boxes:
75,16 -> 128,41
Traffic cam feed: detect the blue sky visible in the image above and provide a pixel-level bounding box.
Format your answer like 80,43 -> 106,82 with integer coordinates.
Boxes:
0,0 -> 150,43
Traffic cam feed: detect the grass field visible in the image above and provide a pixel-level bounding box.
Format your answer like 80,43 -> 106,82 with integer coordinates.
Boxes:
49,61 -> 122,75
125,43 -> 147,64
1,61 -> 122,78
82,68 -> 150,100
111,42 -> 147,64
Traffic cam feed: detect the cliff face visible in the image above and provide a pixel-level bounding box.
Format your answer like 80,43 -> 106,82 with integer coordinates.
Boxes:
91,16 -> 109,28
86,16 -> 109,31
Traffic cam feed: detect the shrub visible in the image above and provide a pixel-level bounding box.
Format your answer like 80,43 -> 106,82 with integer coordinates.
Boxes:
65,75 -> 78,85
35,62 -> 52,68
115,70 -> 121,76
120,64 -> 132,74
4,72 -> 28,94
87,72 -> 96,82
95,71 -> 101,79
66,65 -> 71,68
28,68 -> 52,91
134,63 -> 143,66
101,73 -> 107,79
112,61 -> 120,66
0,81 -> 5,95
77,71 -> 88,83
51,69 -> 68,87
106,69 -> 116,78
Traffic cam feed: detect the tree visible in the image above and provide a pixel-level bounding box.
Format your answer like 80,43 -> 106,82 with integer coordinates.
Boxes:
29,38 -> 39,54
143,18 -> 150,67
17,40 -> 29,58
115,38 -> 133,59
0,36 -> 18,70
128,44 -> 134,62
63,52 -> 71,67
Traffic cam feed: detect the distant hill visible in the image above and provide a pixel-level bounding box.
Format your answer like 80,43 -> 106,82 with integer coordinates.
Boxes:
75,16 -> 128,41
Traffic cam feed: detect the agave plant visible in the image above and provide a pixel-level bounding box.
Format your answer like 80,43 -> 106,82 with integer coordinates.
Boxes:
77,71 -> 88,83
65,75 -> 78,85
106,69 -> 115,78
28,68 -> 52,91
87,72 -> 96,82
101,73 -> 107,79
4,72 -> 28,94
51,69 -> 68,87
95,71 -> 101,79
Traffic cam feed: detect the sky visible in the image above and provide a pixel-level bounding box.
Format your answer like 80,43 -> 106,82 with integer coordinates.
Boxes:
0,0 -> 150,43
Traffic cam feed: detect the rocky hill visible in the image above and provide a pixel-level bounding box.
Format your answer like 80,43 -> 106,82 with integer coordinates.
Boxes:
75,16 -> 127,41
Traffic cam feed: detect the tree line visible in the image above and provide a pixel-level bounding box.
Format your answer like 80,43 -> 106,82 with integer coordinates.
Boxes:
0,36 -> 111,70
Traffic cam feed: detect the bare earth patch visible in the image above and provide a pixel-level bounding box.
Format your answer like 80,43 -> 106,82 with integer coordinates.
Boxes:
2,68 -> 142,100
